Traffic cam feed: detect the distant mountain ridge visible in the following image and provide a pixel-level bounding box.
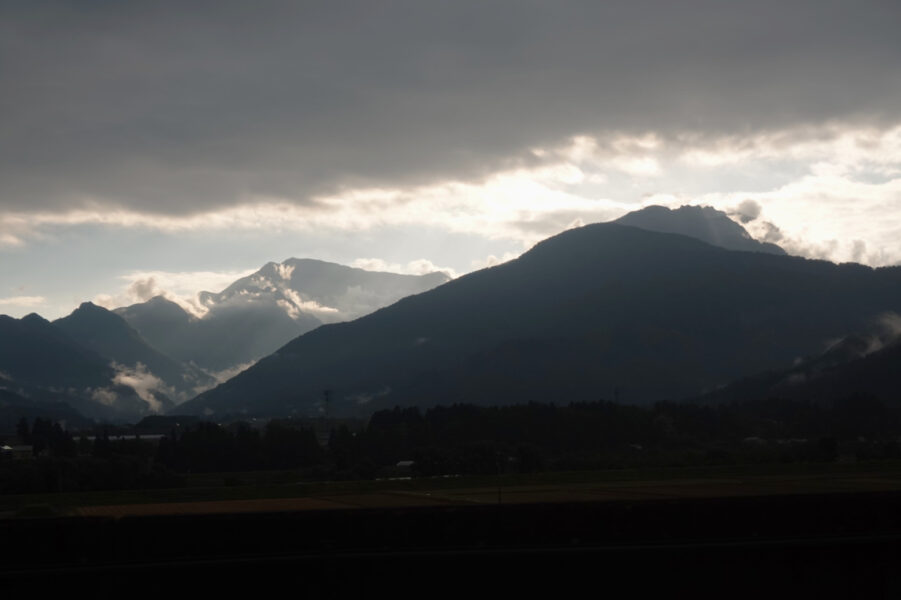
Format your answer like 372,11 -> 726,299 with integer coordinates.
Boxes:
181,222 -> 901,418
0,258 -> 451,423
2,208 -> 889,424
53,302 -> 214,401
200,258 -> 451,323
116,258 -> 451,372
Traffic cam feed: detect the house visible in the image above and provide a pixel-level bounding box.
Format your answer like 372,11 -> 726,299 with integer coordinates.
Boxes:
1,444 -> 34,460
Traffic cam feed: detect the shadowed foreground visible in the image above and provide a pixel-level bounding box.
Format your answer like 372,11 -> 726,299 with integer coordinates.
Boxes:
4,471 -> 901,596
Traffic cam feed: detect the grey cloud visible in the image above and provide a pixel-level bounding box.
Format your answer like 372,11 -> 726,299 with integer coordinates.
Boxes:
91,361 -> 172,413
827,312 -> 901,362
758,221 -> 785,244
1,1 -> 900,215
851,239 -> 868,263
731,200 -> 763,224
128,277 -> 161,302
751,220 -> 845,263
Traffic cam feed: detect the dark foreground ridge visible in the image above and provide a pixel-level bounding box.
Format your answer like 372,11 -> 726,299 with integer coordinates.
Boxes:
4,477 -> 901,596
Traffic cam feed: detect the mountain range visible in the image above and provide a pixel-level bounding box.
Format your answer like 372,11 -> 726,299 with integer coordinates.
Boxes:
0,259 -> 451,423
181,215 -> 901,418
115,259 -> 450,373
0,311 -> 163,420
5,204 -> 898,425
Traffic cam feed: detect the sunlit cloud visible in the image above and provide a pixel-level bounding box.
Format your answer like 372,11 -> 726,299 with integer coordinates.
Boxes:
3,123 -> 901,268
0,233 -> 24,247
641,125 -> 901,266
610,156 -> 662,177
0,140 -> 631,246
93,269 -> 255,316
470,252 -> 521,270
0,296 -> 46,308
351,258 -> 458,278
278,289 -> 340,320
678,125 -> 901,172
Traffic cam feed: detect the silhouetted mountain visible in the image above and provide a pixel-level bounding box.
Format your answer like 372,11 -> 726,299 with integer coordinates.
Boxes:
693,326 -> 901,407
114,295 -> 196,355
54,302 -> 214,401
180,223 -> 901,418
0,313 -> 174,420
615,205 -> 786,255
116,259 -> 450,372
0,313 -> 113,391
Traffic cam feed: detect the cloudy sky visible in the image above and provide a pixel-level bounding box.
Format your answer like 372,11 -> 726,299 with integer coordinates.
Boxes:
2,1 -> 900,318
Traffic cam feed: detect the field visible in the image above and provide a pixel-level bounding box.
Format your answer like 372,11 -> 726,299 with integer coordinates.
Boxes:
5,459 -> 901,518
6,461 -> 901,594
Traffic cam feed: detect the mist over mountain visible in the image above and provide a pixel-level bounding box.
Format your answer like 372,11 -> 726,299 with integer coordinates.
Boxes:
614,205 -> 786,255
201,258 -> 451,323
182,223 -> 901,418
113,296 -> 196,358
116,259 -> 450,372
0,257 -> 452,424
53,302 -> 214,401
692,314 -> 901,407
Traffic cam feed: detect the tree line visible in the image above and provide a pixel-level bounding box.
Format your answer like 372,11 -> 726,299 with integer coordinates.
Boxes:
3,394 -> 901,494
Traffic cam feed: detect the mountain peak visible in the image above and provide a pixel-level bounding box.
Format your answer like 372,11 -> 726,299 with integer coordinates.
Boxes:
614,205 -> 786,255
73,301 -> 105,314
146,295 -> 178,305
182,221 -> 901,418
57,301 -> 127,331
114,256 -> 450,374
124,295 -> 194,319
20,313 -> 50,325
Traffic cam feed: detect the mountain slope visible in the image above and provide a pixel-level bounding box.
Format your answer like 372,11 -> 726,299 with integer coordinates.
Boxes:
114,295 -> 197,359
0,313 -> 113,391
116,293 -> 316,373
615,205 -> 786,255
691,325 -> 901,407
180,223 -> 901,417
0,313 -> 164,420
54,302 -> 214,401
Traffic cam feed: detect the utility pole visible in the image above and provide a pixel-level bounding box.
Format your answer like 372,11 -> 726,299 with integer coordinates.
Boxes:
496,451 -> 503,504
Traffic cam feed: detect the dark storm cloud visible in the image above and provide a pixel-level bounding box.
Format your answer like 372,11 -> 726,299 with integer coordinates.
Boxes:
1,0 -> 900,215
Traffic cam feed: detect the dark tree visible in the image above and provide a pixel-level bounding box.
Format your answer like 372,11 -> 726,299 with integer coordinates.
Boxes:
16,417 -> 30,442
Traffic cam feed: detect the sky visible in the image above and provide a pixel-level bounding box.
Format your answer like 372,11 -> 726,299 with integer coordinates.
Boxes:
2,1 -> 900,319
